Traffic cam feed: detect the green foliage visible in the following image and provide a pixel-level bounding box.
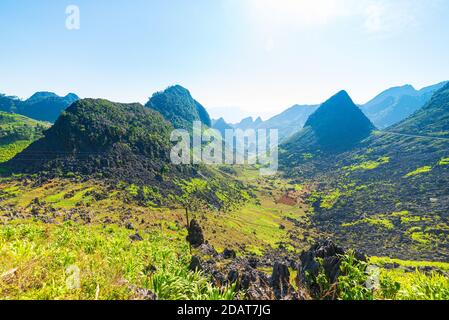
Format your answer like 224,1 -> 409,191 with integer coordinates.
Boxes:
302,153 -> 314,160
342,217 -> 394,230
175,177 -> 250,213
310,251 -> 373,300
378,269 -> 449,300
0,92 -> 79,122
439,157 -> 449,166
344,157 -> 390,172
370,256 -> 449,271
320,189 -> 341,209
146,85 -> 211,131
410,232 -> 433,245
313,258 -> 333,297
0,220 -> 236,300
0,141 -> 33,163
391,210 -> 409,217
400,215 -> 429,224
0,112 -> 50,163
405,166 -> 433,178
379,273 -> 401,299
337,251 -> 373,300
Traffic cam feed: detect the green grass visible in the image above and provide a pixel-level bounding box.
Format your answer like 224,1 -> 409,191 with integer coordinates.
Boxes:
370,256 -> 449,271
320,189 -> 342,209
439,158 -> 449,166
410,232 -> 434,245
391,211 -> 409,217
44,187 -> 95,208
0,140 -> 32,163
0,111 -> 50,163
405,166 -> 433,178
377,269 -> 449,300
0,220 -> 236,300
344,157 -> 390,172
342,217 -> 394,230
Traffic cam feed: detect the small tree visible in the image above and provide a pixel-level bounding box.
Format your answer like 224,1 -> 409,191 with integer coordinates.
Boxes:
178,178 -> 209,253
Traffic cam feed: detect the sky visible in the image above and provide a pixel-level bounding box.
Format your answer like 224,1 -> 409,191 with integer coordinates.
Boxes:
0,0 -> 448,123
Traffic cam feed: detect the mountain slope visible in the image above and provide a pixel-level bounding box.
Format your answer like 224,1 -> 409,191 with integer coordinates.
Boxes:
389,82 -> 449,137
362,81 -> 448,129
22,92 -> 79,122
258,104 -> 318,141
212,117 -> 233,136
224,105 -> 318,142
286,84 -> 449,260
4,99 -> 179,183
281,91 -> 375,164
0,92 -> 79,122
0,112 -> 50,163
146,85 -> 211,131
3,98 -> 249,212
0,94 -> 21,114
232,117 -> 263,131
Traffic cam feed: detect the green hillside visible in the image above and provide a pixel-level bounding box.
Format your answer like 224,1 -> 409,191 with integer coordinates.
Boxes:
146,85 -> 211,131
2,86 -> 449,301
282,83 -> 449,260
362,82 -> 447,129
0,112 -> 50,163
281,90 -> 375,167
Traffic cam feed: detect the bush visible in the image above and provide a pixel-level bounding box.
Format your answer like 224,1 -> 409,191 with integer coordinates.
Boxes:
337,251 -> 374,300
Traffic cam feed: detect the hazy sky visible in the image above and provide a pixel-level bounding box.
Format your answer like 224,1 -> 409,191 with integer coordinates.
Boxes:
1,0 -> 448,122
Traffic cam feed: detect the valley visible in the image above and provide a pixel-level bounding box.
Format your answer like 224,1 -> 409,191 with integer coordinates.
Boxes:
1,83 -> 449,300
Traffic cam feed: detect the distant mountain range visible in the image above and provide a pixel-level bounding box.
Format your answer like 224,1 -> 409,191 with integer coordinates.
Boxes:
0,92 -> 79,123
212,81 -> 447,141
213,106 -> 318,142
233,116 -> 263,131
361,81 -> 448,129
1,81 -> 446,137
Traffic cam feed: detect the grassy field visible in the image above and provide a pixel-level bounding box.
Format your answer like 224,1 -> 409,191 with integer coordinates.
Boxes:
0,220 -> 236,300
1,170 -> 449,300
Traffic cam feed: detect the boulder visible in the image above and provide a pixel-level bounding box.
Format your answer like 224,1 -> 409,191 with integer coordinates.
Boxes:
189,256 -> 202,271
186,219 -> 204,248
125,222 -> 134,230
271,262 -> 292,299
222,248 -> 237,259
129,233 -> 143,242
296,239 -> 366,298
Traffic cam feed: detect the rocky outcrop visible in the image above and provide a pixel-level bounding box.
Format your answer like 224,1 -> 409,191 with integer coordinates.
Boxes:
189,244 -> 305,300
186,219 -> 205,248
296,239 -> 366,298
222,248 -> 237,259
271,262 -> 297,300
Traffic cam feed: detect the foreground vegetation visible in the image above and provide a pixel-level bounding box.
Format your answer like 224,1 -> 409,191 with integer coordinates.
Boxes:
1,218 -> 448,300
0,220 -> 236,300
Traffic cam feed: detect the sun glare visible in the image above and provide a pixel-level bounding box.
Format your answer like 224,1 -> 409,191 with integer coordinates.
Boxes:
248,0 -> 342,26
